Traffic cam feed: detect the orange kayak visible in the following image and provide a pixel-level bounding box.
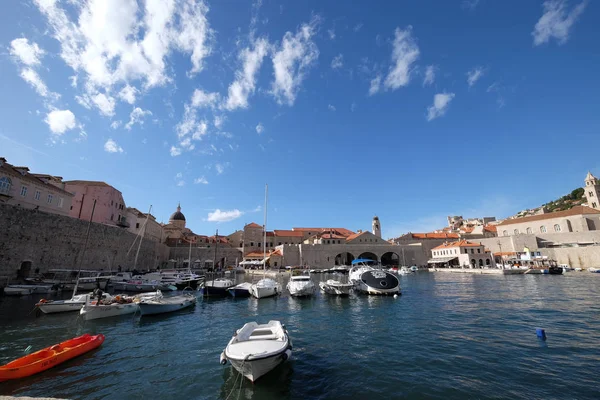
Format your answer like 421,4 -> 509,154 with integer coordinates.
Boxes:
0,333 -> 105,382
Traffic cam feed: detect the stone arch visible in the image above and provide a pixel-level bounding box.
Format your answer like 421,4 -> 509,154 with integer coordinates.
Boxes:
334,252 -> 355,266
471,259 -> 476,267
381,252 -> 400,267
478,259 -> 484,267
17,260 -> 32,279
358,252 -> 378,262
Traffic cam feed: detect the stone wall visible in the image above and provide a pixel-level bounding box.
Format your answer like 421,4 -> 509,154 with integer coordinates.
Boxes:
168,246 -> 243,270
0,203 -> 169,283
546,247 -> 600,268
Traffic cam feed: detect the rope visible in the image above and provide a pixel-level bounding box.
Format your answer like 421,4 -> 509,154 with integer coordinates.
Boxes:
224,354 -> 250,400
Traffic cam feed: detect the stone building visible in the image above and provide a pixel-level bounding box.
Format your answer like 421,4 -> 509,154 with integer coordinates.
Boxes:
429,240 -> 494,268
162,203 -> 199,241
126,207 -> 164,243
584,172 -> 600,209
372,216 -> 381,238
496,206 -> 600,237
0,157 -> 73,216
64,180 -> 127,227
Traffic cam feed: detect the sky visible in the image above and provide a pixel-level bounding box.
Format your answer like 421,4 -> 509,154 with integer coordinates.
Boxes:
1,0 -> 599,238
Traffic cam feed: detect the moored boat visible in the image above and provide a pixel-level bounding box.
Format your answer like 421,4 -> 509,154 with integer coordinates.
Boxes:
201,278 -> 234,297
250,278 -> 281,299
36,293 -> 113,314
319,280 -> 353,296
112,280 -> 163,292
227,282 -> 252,298
221,320 -> 292,382
4,286 -> 34,296
78,292 -> 157,321
589,267 -> 600,273
4,284 -> 58,295
0,333 -> 105,382
287,275 -> 315,297
349,259 -> 400,295
138,292 -> 197,316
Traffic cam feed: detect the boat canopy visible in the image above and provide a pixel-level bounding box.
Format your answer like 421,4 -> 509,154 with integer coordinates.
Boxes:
351,258 -> 377,265
427,257 -> 457,264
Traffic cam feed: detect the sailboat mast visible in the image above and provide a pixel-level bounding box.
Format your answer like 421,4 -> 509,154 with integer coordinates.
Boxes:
73,199 -> 97,297
214,229 -> 219,271
263,184 -> 268,277
134,205 -> 152,271
188,236 -> 193,270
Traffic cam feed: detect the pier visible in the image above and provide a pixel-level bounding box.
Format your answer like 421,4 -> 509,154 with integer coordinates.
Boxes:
430,268 -> 526,275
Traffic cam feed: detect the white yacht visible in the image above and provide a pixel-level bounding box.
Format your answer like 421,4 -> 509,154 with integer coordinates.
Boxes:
250,279 -> 282,299
349,259 -> 400,295
36,292 -> 113,314
286,275 -> 315,297
319,280 -> 353,296
221,320 -> 292,382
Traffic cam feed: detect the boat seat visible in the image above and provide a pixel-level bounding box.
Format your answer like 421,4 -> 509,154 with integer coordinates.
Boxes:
248,329 -> 278,341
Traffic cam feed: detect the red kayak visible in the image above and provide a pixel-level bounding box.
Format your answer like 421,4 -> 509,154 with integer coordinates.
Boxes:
0,333 -> 105,382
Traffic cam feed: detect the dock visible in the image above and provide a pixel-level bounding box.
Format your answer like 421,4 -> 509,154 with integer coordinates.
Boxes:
430,268 -> 526,275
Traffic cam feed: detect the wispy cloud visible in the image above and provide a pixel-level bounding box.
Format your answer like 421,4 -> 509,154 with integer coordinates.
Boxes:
423,65 -> 436,86
461,0 -> 480,11
104,138 -> 124,153
328,104 -> 336,111
353,23 -> 363,32
466,66 -> 485,87
331,54 -> 343,70
532,0 -> 587,46
256,122 -> 264,134
125,107 -> 152,130
224,37 -> 269,110
382,26 -> 420,92
369,75 -> 382,96
327,28 -> 336,40
427,93 -> 455,121
215,162 -> 230,174
194,176 -> 209,184
207,209 -> 243,222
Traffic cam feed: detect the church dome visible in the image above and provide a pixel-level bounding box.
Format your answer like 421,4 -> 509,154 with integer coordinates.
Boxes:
170,203 -> 186,222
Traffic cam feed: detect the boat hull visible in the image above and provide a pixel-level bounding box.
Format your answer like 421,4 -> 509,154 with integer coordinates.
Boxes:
80,303 -> 139,321
287,282 -> 316,297
355,270 -> 400,295
319,281 -> 352,296
250,285 -> 278,299
228,349 -> 291,382
175,279 -> 201,290
202,285 -> 231,297
228,288 -> 251,298
37,301 -> 85,314
139,297 -> 196,316
113,282 -> 160,292
0,333 -> 105,382
3,287 -> 34,296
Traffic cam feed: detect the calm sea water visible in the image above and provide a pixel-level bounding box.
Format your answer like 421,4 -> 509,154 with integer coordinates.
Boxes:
1,272 -> 599,400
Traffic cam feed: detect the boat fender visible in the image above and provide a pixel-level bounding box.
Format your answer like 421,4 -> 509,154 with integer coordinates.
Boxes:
220,351 -> 227,365
281,349 -> 292,361
38,299 -> 48,304
536,328 -> 547,341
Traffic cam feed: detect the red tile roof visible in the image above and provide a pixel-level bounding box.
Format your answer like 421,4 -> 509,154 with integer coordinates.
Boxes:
483,225 -> 497,233
293,227 -> 355,237
497,206 -> 600,226
411,233 -> 460,239
245,251 -> 266,258
273,230 -> 304,237
345,231 -> 371,242
245,222 -> 262,228
432,240 -> 483,250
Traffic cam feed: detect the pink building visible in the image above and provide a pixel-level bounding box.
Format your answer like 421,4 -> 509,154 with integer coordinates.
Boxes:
64,180 -> 127,227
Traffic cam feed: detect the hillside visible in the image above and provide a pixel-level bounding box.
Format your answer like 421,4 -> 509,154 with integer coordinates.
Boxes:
511,188 -> 585,219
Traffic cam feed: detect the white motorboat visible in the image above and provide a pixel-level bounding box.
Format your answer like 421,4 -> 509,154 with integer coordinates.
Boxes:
398,266 -> 413,275
410,266 -> 418,272
36,293 -> 113,314
319,280 -> 353,296
250,278 -> 281,299
79,292 -> 157,320
221,320 -> 292,382
286,275 -> 315,297
4,284 -> 57,294
349,259 -> 400,295
201,278 -> 234,297
138,292 -> 197,316
4,286 -> 34,296
112,280 -> 163,292
589,267 -> 600,273
227,282 -> 253,298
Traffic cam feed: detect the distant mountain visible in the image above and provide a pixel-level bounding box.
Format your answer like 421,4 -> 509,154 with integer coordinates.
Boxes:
508,188 -> 585,220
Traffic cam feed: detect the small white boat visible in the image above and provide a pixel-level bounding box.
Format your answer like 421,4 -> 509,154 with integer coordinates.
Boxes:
201,278 -> 234,297
112,280 -> 162,292
36,293 -> 113,314
227,282 -> 253,298
5,284 -> 57,294
221,320 -> 292,382
4,286 -> 34,296
397,266 -> 413,275
79,292 -> 156,320
319,280 -> 353,296
589,268 -> 600,273
575,267 -> 583,272
138,292 -> 197,316
250,278 -> 281,299
286,275 -> 315,297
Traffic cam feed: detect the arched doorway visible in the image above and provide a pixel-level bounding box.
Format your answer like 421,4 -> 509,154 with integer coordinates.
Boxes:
334,252 -> 355,266
17,261 -> 32,279
358,252 -> 378,262
478,259 -> 484,267
381,252 -> 400,267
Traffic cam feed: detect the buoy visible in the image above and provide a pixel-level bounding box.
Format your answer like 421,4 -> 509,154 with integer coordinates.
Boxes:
219,351 -> 227,365
393,294 -> 398,299
536,328 -> 547,340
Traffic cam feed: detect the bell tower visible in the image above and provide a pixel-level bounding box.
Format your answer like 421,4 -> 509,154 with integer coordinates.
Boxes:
372,216 -> 381,238
584,172 -> 600,210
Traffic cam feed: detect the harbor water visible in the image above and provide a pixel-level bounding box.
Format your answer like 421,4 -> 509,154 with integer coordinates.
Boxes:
1,272 -> 599,399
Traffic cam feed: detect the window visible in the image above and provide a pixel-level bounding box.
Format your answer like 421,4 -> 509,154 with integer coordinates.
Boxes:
0,177 -> 10,194
514,229 -> 519,235
503,230 -> 508,236
58,197 -> 63,208
47,194 -> 53,204
477,248 -> 481,254
554,224 -> 561,232
486,259 -> 491,265
250,242 -> 254,247
278,242 -> 282,246
526,227 -> 532,234
593,202 -> 598,208
471,249 -> 474,254
20,186 -> 27,197
136,223 -> 140,229
111,200 -> 113,206
540,226 -> 547,233
338,240 -> 341,244
465,249 -> 468,254
589,191 -> 594,197
34,190 -> 41,200
111,214 -> 114,221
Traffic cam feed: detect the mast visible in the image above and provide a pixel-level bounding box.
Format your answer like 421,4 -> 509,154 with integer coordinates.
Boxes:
134,205 -> 152,271
263,184 -> 268,278
187,235 -> 193,271
73,199 -> 97,297
402,247 -> 406,267
213,229 -> 219,271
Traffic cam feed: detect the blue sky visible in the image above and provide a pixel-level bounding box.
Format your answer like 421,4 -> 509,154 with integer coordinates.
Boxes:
1,0 -> 598,238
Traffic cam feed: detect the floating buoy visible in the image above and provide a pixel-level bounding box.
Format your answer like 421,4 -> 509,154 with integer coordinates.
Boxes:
393,294 -> 398,299
219,351 -> 227,365
536,328 -> 547,340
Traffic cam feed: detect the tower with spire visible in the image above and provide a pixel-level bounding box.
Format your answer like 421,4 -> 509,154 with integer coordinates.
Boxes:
169,202 -> 186,229
372,216 -> 381,238
584,172 -> 600,209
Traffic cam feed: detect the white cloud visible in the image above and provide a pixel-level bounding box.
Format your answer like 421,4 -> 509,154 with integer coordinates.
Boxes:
104,138 -> 124,153
214,114 -> 225,129
427,93 -> 455,121
351,102 -> 357,112
194,176 -> 208,184
328,104 -> 336,111
215,162 -> 230,174
270,17 -> 320,106
20,68 -> 49,98
224,37 -> 269,110
331,54 -> 343,70
45,109 -> 76,134
384,26 -> 420,90
256,122 -> 264,134
191,88 -> 221,108
532,0 -> 586,46
32,0 -> 213,118
462,0 -> 480,10
328,28 -> 336,40
170,146 -> 182,156
369,75 -> 382,96
118,85 -> 138,104
423,65 -> 435,86
9,38 -> 45,66
125,107 -> 152,130
176,180 -> 185,187
207,209 -> 243,222
175,172 -> 183,179
466,66 -> 485,87
354,23 -> 363,32
91,93 -> 116,116
110,120 -> 122,129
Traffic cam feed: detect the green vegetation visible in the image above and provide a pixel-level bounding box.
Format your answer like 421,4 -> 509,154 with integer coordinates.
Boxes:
542,187 -> 585,213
